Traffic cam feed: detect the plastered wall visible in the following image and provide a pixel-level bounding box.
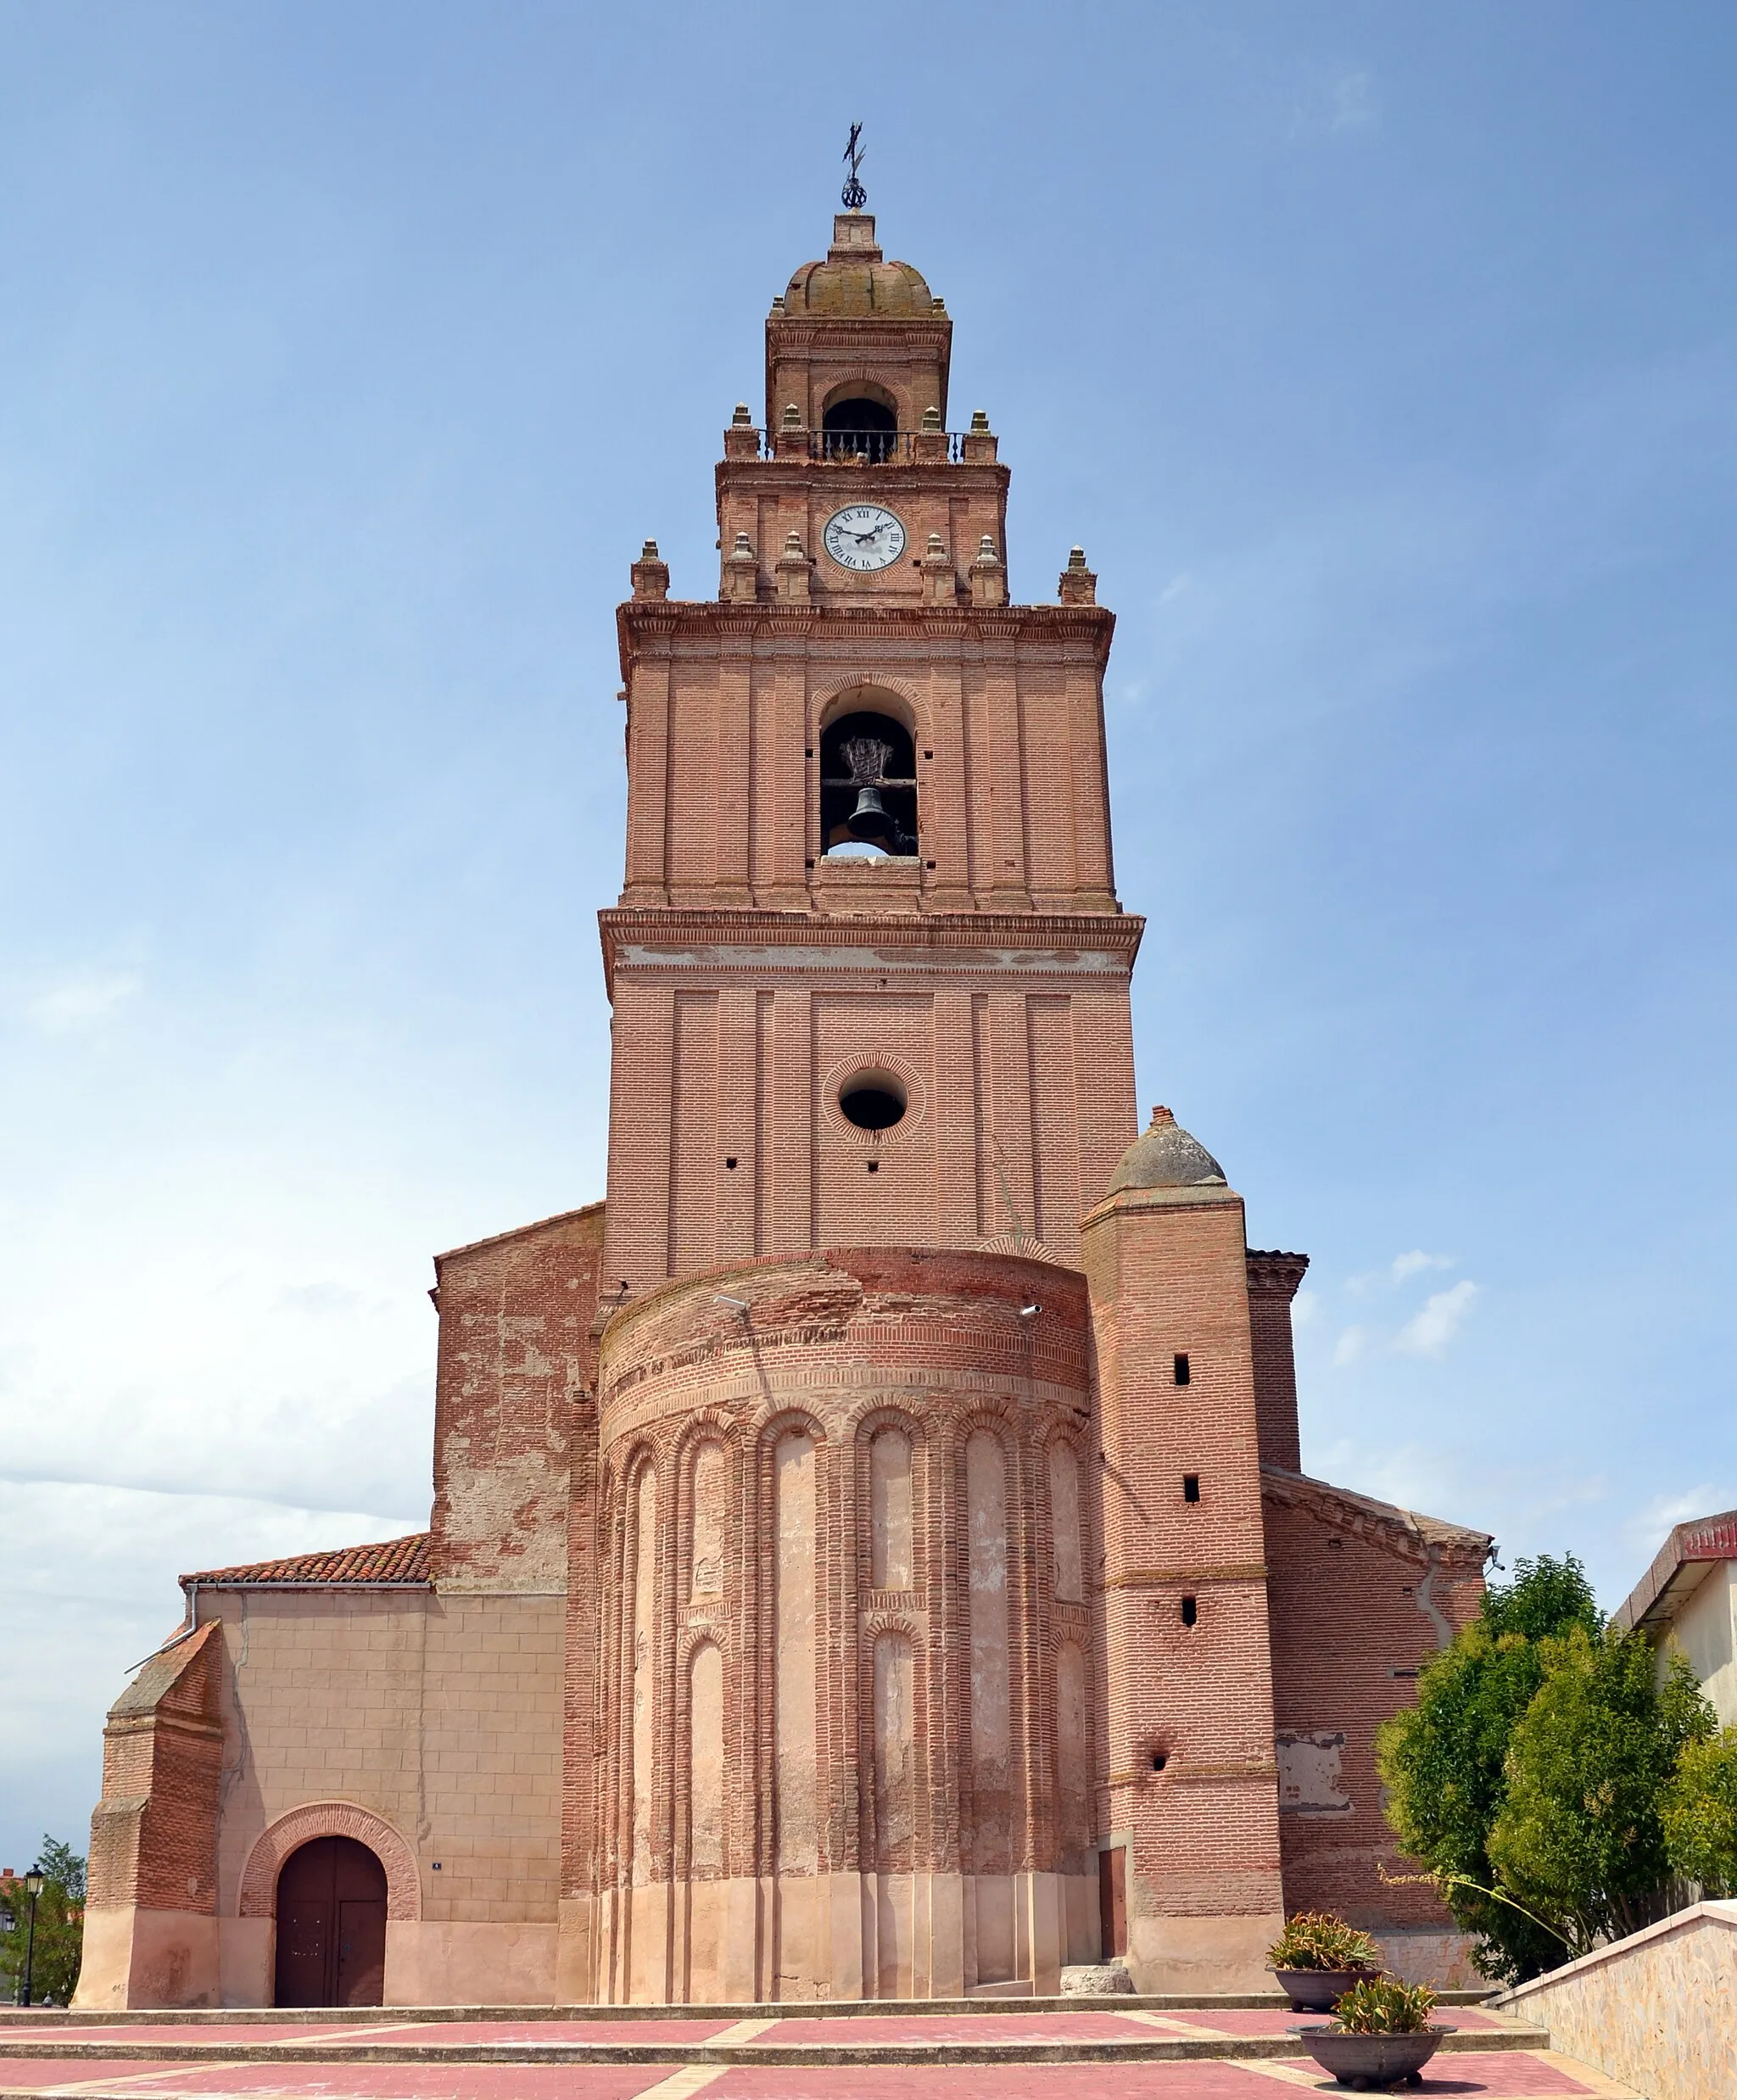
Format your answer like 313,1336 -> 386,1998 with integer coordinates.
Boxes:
203,1587 -> 566,2001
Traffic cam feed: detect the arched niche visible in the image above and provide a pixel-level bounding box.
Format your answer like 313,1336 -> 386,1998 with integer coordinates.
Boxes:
818,692 -> 918,858
821,380 -> 898,461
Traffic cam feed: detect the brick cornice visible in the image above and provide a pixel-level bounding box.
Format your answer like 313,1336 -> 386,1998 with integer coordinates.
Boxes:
617,597 -> 1114,680
598,905 -> 1143,997
1260,1463 -> 1492,1568
1247,1250 -> 1310,1299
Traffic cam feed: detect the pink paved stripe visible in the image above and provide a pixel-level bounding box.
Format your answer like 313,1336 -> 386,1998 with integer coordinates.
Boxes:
3,2025 -> 355,2045
0,2053 -> 1601,2098
0,2065 -> 679,2097
333,2019 -> 740,2046
761,2013 -> 1159,2043
708,2069 -> 1317,2097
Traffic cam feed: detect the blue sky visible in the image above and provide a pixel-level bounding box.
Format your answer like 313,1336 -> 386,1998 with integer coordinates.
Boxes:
2,2 -> 1734,1873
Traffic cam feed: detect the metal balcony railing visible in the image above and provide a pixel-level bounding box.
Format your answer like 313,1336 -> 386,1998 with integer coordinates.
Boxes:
767,428 -> 974,464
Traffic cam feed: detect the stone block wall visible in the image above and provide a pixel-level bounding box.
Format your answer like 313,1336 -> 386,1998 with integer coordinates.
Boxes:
201,1585 -> 567,2004
1497,1900 -> 1737,2100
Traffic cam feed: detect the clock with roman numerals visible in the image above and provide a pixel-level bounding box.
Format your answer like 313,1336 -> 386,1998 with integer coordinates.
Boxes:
822,504 -> 907,572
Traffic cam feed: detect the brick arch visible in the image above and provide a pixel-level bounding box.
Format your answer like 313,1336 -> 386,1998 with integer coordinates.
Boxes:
677,1618 -> 730,1665
952,1399 -> 1022,1451
673,1406 -> 737,1456
813,673 -> 927,742
238,1801 -> 421,1921
850,1399 -> 925,1444
759,1405 -> 828,1450
864,1609 -> 920,1641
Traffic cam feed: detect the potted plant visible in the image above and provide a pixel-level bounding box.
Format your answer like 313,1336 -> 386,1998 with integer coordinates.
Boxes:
1266,1911 -> 1380,2011
1296,1975 -> 1449,2090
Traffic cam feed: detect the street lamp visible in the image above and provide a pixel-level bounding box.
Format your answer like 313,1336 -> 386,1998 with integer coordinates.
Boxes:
20,1866 -> 44,2008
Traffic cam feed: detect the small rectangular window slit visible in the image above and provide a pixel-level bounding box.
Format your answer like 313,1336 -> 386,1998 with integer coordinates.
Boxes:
1174,1353 -> 1190,1386
1182,1474 -> 1199,1503
1180,1595 -> 1198,1627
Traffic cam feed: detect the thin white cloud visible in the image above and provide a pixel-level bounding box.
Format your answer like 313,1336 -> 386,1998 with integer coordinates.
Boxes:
1332,1325 -> 1369,1366
1291,1288 -> 1318,1327
1395,1279 -> 1479,1357
25,972 -> 142,1033
1623,1485 -> 1735,1559
1347,1249 -> 1456,1297
278,1282 -> 365,1315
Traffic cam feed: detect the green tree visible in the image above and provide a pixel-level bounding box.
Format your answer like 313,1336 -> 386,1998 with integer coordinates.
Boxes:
1488,1628 -> 1712,1954
1660,1725 -> 1737,1897
1376,1553 -> 1601,1983
0,1838 -> 86,2006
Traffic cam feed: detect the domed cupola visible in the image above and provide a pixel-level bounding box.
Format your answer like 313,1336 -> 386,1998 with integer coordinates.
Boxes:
782,216 -> 937,318
1105,1106 -> 1227,1194
764,212 -> 953,438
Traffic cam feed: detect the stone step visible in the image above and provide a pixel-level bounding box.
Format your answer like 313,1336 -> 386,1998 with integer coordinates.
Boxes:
0,1989 -> 1498,2025
0,2006 -> 1550,2069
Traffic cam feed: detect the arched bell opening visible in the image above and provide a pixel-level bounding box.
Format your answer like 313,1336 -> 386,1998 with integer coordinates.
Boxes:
821,394 -> 898,461
820,709 -> 917,857
272,1835 -> 388,2007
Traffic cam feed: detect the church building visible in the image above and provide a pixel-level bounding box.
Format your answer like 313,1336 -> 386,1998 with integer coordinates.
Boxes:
76,202 -> 1493,2012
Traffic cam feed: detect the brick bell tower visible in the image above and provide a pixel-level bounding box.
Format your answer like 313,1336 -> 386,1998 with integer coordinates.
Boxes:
599,207 -> 1140,1293
573,200 -> 1289,2008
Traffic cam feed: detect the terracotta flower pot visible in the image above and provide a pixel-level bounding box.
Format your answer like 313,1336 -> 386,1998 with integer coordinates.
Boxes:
1294,2025 -> 1447,2088
1271,1966 -> 1374,2012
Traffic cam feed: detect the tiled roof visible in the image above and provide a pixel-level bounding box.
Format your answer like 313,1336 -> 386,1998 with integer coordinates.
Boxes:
1613,1505 -> 1737,1636
180,1533 -> 432,1590
1261,1465 -> 1494,1559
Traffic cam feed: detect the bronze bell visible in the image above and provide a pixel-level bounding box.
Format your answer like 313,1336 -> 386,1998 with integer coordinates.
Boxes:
846,785 -> 895,843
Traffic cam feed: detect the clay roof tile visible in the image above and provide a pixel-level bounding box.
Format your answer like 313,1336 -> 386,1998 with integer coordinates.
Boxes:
179,1532 -> 431,1590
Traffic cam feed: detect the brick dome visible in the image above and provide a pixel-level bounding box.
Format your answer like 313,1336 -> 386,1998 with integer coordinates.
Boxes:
781,214 -> 936,318
1106,1105 -> 1226,1192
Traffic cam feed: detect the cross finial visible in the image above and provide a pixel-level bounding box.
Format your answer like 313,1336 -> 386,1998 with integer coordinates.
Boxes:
841,121 -> 867,211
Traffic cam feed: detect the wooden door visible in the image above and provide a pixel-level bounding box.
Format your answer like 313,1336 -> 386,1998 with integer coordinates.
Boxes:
1097,1845 -> 1127,1958
273,1836 -> 388,2006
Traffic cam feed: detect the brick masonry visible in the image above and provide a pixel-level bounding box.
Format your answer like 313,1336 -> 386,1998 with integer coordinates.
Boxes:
75,206 -> 1493,2011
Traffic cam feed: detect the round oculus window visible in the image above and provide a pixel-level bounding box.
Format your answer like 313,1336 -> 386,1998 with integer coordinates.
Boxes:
838,1070 -> 908,1131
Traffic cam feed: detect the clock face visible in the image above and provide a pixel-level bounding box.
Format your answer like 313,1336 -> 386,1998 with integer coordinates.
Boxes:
823,504 -> 907,573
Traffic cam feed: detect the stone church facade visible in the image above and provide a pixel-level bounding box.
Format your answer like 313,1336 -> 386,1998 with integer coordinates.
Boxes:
76,209 -> 1491,2011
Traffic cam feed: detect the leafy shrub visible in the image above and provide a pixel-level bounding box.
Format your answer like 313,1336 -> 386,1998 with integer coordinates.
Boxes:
1487,1630 -> 1713,1955
1662,1726 -> 1737,1896
1266,1911 -> 1380,1973
1377,1552 -> 1617,1982
1330,1975 -> 1439,2035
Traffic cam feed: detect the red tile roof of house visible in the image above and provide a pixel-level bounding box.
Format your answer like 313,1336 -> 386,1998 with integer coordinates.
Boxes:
180,1533 -> 431,1590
